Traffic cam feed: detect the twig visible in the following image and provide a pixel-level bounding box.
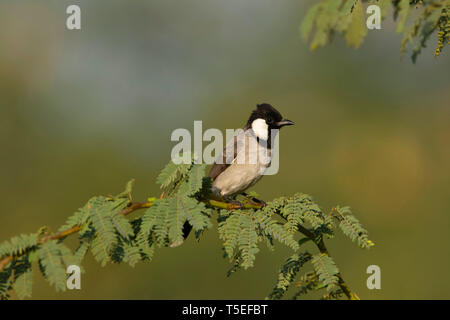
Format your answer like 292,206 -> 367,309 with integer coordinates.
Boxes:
203,198 -> 359,300
0,201 -> 153,272
203,199 -> 263,210
279,214 -> 359,300
0,196 -> 359,300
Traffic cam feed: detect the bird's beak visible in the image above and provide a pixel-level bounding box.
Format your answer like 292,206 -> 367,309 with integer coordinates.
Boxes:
276,119 -> 294,127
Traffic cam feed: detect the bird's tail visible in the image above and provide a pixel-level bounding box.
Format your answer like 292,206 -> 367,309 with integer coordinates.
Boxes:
169,222 -> 192,248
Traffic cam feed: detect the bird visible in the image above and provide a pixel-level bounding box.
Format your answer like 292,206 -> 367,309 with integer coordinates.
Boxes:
173,103 -> 294,247
208,103 -> 294,205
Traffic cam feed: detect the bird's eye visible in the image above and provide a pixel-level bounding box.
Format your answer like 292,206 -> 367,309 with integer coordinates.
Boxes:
267,118 -> 273,124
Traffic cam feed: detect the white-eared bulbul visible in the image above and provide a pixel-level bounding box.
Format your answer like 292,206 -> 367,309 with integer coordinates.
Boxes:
209,103 -> 294,203
174,103 -> 293,246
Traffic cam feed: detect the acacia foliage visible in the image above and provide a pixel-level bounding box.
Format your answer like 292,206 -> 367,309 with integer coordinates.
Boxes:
302,0 -> 449,62
0,158 -> 373,300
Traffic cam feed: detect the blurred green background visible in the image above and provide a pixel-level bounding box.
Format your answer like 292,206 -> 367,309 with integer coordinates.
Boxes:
1,0 -> 449,299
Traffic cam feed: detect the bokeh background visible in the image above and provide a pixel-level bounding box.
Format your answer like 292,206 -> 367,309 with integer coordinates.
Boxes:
1,0 -> 449,299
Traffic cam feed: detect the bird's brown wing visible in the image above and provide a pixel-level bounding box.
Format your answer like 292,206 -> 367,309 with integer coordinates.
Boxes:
208,135 -> 239,181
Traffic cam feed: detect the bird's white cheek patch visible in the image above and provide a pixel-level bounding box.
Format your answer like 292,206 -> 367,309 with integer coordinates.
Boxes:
251,119 -> 268,140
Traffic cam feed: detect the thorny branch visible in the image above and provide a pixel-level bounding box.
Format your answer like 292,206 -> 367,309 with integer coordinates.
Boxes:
0,196 -> 359,300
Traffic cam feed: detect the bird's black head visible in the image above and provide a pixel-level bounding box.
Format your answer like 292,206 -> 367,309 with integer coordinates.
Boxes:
246,103 -> 294,130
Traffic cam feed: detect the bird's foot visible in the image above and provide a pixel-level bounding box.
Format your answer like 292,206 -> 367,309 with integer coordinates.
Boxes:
241,193 -> 266,208
251,198 -> 266,208
223,197 -> 245,209
228,200 -> 245,209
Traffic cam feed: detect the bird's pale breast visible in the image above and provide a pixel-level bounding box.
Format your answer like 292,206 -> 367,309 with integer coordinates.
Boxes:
212,133 -> 271,197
